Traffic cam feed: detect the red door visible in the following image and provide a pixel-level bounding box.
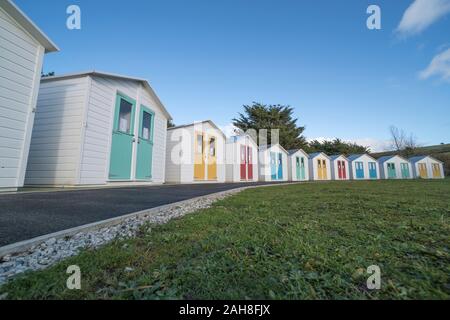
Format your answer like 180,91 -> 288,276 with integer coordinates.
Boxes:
240,145 -> 247,180
338,161 -> 343,179
247,146 -> 253,180
341,161 -> 346,179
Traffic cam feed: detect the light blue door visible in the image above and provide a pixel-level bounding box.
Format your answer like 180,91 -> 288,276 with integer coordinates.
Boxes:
356,162 -> 364,179
369,162 -> 377,179
401,163 -> 410,179
136,106 -> 154,180
109,94 -> 136,180
278,153 -> 283,180
270,152 -> 277,180
387,163 -> 396,179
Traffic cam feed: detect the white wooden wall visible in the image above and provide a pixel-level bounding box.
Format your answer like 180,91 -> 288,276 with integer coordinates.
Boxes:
288,151 -> 309,182
349,155 -> 380,180
0,6 -> 45,189
26,74 -> 169,186
25,77 -> 87,185
331,156 -> 350,180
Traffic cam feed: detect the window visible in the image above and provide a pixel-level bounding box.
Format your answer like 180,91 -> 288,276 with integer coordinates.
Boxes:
196,135 -> 203,154
209,137 -> 216,156
118,99 -> 133,134
141,111 -> 152,140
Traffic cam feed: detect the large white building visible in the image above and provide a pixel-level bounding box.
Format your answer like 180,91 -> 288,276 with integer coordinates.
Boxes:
409,155 -> 445,179
225,134 -> 259,183
25,71 -> 172,186
378,155 -> 413,180
0,0 -> 59,191
348,154 -> 380,180
165,121 -> 226,184
258,144 -> 288,182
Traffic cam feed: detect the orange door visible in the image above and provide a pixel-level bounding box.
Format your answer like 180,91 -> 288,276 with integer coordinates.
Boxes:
194,132 -> 205,180
432,164 -> 441,178
322,160 -> 327,179
207,136 -> 217,180
317,159 -> 323,180
418,163 -> 427,178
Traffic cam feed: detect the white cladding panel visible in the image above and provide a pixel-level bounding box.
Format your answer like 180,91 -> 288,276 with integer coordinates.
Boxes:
0,6 -> 45,189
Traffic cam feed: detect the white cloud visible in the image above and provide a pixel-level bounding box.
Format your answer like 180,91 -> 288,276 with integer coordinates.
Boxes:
419,48 -> 450,81
396,0 -> 450,36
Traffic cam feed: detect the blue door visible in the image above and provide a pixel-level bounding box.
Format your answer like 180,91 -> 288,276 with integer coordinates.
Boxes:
278,153 -> 283,180
270,152 -> 277,180
368,162 -> 377,179
355,161 -> 364,179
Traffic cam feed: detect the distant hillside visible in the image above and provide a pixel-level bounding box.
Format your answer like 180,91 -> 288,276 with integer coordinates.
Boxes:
371,144 -> 450,176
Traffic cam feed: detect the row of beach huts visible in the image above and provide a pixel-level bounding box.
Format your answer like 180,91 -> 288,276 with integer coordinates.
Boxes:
0,0 -> 445,192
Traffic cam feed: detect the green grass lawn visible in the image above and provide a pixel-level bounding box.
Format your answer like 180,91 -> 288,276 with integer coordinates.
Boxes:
1,180 -> 449,300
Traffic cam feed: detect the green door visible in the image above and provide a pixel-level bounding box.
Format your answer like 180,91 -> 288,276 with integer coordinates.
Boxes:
109,94 -> 136,180
401,163 -> 410,179
296,157 -> 301,180
387,163 -> 396,179
300,157 -> 306,180
136,106 -> 155,180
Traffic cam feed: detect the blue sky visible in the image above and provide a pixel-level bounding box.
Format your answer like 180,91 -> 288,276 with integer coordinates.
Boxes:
16,0 -> 450,151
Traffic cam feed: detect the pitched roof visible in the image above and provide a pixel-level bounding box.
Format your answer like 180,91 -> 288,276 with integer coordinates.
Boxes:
348,154 -> 377,162
330,154 -> 348,161
1,0 -> 59,53
409,155 -> 443,164
287,149 -> 309,157
41,71 -> 172,120
378,154 -> 409,163
259,144 -> 289,154
168,120 -> 226,138
309,152 -> 330,160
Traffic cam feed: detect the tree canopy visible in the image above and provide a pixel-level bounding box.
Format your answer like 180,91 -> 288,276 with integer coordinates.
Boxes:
306,138 -> 370,155
233,102 -> 307,150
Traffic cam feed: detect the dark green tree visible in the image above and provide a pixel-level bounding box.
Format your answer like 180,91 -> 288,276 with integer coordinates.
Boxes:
233,102 -> 307,149
41,71 -> 55,78
306,138 -> 370,155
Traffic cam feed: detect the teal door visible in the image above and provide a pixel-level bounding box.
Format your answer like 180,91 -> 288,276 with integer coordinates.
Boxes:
136,106 -> 155,180
369,162 -> 377,179
401,163 -> 410,179
109,94 -> 136,180
387,163 -> 396,179
296,157 -> 301,180
270,152 -> 277,180
355,162 -> 364,179
300,157 -> 306,180
278,153 -> 283,180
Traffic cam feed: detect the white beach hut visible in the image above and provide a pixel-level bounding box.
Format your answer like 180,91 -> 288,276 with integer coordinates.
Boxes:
165,120 -> 226,184
309,152 -> 331,181
258,144 -> 288,182
348,154 -> 380,180
330,155 -> 350,180
287,149 -> 309,182
225,134 -> 258,183
0,0 -> 59,191
409,155 -> 445,179
378,155 -> 413,180
25,71 -> 172,186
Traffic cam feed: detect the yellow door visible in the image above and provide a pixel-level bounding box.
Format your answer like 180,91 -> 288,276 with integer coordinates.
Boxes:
419,163 -> 427,178
432,164 -> 441,178
317,159 -> 323,180
207,136 -> 217,180
322,160 -> 327,179
194,132 -> 205,180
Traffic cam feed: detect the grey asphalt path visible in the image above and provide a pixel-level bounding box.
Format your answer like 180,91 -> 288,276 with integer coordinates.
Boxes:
0,182 -> 285,247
